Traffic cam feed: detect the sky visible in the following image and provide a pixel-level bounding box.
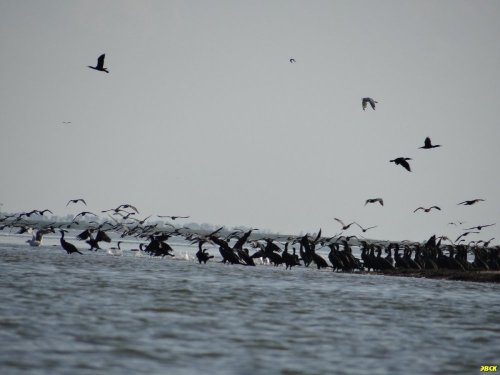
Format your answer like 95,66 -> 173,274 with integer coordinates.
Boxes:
1,1 -> 499,243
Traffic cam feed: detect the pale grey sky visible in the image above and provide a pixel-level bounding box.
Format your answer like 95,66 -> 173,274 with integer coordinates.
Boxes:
1,1 -> 499,243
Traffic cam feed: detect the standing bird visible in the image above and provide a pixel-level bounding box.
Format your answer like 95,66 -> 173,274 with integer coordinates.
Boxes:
458,199 -> 485,206
419,137 -> 441,149
88,54 -> 109,73
362,97 -> 378,111
67,198 -> 86,206
365,198 -> 384,206
414,206 -> 441,213
390,157 -> 412,172
59,230 -> 82,254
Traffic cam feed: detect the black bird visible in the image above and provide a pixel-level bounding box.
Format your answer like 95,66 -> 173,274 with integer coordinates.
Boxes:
413,206 -> 441,213
455,231 -> 480,242
88,54 -> 109,73
362,97 -> 377,111
464,223 -> 495,231
458,199 -> 485,206
365,198 -> 383,206
289,58 -> 296,63
419,137 -> 441,149
390,157 -> 412,172
59,230 -> 82,254
354,222 -> 377,233
334,218 -> 356,230
67,198 -> 86,206
72,211 -> 97,222
158,215 -> 190,220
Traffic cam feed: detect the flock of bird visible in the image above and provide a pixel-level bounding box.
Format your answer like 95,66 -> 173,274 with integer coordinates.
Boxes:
2,53 -> 496,276
0,196 -> 498,274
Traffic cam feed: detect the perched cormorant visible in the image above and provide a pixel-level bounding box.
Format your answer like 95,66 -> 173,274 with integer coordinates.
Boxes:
59,230 -> 82,254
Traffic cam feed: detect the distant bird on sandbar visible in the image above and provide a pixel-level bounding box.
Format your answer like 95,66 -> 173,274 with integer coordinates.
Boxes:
158,215 -> 190,220
419,137 -> 441,149
289,58 -> 296,63
464,223 -> 495,231
59,230 -> 82,254
365,198 -> 384,206
67,198 -> 86,206
458,199 -> 485,206
362,97 -> 378,111
414,206 -> 441,213
390,157 -> 412,172
334,218 -> 356,230
88,54 -> 109,73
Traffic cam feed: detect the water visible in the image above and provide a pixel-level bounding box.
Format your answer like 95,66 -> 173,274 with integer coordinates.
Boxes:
1,234 -> 499,375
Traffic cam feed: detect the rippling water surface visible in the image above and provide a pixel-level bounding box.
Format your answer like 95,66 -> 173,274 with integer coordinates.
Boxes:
1,234 -> 499,375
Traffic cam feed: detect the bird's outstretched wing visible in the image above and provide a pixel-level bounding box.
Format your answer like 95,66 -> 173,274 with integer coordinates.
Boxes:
97,54 -> 105,69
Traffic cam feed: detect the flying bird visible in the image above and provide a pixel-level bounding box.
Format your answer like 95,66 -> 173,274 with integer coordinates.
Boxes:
354,222 -> 377,233
455,231 -> 480,243
390,157 -> 412,172
464,223 -> 495,231
67,198 -> 87,206
362,97 -> 378,111
334,218 -> 356,230
458,199 -> 485,206
289,58 -> 296,63
62,121 -> 72,124
88,54 -> 109,73
413,206 -> 441,213
419,137 -> 441,149
365,198 -> 384,206
158,215 -> 190,220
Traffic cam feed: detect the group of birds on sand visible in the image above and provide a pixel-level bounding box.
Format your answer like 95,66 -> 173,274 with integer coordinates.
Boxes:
1,196 -> 498,275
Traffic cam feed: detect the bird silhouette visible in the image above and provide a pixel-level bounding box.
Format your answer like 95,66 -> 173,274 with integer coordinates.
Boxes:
413,206 -> 441,213
354,222 -> 377,233
88,54 -> 109,73
362,97 -> 378,111
289,58 -> 296,63
67,198 -> 86,206
59,230 -> 82,254
365,198 -> 383,206
458,199 -> 485,206
390,157 -> 412,172
419,137 -> 441,149
334,218 -> 356,230
464,223 -> 495,231
158,215 -> 190,220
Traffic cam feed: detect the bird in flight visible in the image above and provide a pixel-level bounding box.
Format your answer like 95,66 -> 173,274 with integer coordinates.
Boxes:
289,58 -> 296,63
88,54 -> 109,73
334,218 -> 356,230
390,157 -> 412,172
362,97 -> 378,111
419,137 -> 441,149
455,231 -> 480,242
158,215 -> 190,220
464,223 -> 495,231
458,199 -> 485,206
365,198 -> 384,206
67,198 -> 87,206
354,222 -> 377,233
413,206 -> 441,213
62,121 -> 72,124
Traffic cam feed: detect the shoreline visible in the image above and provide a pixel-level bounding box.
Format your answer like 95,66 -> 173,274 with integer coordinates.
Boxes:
377,269 -> 500,283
